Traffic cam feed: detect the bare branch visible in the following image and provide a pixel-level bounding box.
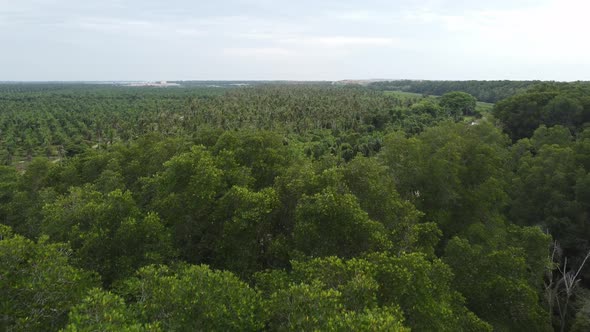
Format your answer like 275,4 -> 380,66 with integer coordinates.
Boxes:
573,249 -> 590,280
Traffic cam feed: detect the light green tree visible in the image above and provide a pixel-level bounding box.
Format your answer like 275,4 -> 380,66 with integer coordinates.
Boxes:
0,224 -> 97,332
120,264 -> 266,331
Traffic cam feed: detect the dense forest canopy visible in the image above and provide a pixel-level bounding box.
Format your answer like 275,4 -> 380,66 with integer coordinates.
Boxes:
369,80 -> 545,103
2,81 -> 590,331
493,82 -> 590,140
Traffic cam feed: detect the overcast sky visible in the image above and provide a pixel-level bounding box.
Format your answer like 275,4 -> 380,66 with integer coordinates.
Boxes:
1,0 -> 589,81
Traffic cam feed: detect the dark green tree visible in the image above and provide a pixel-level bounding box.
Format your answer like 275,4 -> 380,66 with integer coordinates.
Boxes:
439,91 -> 477,118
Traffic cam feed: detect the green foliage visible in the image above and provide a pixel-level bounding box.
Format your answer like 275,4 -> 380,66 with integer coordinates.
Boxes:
41,187 -> 174,284
493,83 -> 590,140
289,257 -> 379,311
213,186 -> 280,276
0,166 -> 18,226
62,288 -> 161,332
256,263 -> 412,331
370,80 -> 538,103
509,129 -> 590,266
293,187 -> 390,258
142,145 -> 224,262
365,252 -> 491,331
0,225 -> 97,332
258,253 -> 491,331
266,280 -> 410,331
3,82 -> 590,330
266,282 -> 345,331
444,235 -> 552,331
120,264 -> 265,331
341,156 -> 430,254
3,158 -> 58,237
380,122 -> 510,238
439,91 -> 478,117
213,130 -> 293,189
327,306 -> 410,331
571,296 -> 590,332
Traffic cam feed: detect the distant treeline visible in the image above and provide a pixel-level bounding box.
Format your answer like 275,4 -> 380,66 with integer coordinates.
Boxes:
0,84 -> 468,164
170,80 -> 331,87
369,80 -> 545,103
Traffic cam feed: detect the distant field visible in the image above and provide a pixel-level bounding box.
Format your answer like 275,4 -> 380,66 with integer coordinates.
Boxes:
476,101 -> 494,110
475,101 -> 494,119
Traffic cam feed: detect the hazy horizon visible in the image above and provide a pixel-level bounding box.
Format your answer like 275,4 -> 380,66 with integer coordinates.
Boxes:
2,0 -> 589,81
1,79 -> 588,84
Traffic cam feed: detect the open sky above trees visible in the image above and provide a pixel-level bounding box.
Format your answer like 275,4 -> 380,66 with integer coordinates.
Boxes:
1,0 -> 589,81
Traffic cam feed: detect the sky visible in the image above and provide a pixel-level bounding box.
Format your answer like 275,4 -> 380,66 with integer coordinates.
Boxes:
1,0 -> 589,81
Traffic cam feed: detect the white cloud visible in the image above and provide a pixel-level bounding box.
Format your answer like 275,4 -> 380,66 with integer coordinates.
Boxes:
223,47 -> 294,57
399,0 -> 590,63
473,0 -> 589,63
76,18 -> 155,33
331,10 -> 381,22
284,36 -> 400,47
233,26 -> 405,59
